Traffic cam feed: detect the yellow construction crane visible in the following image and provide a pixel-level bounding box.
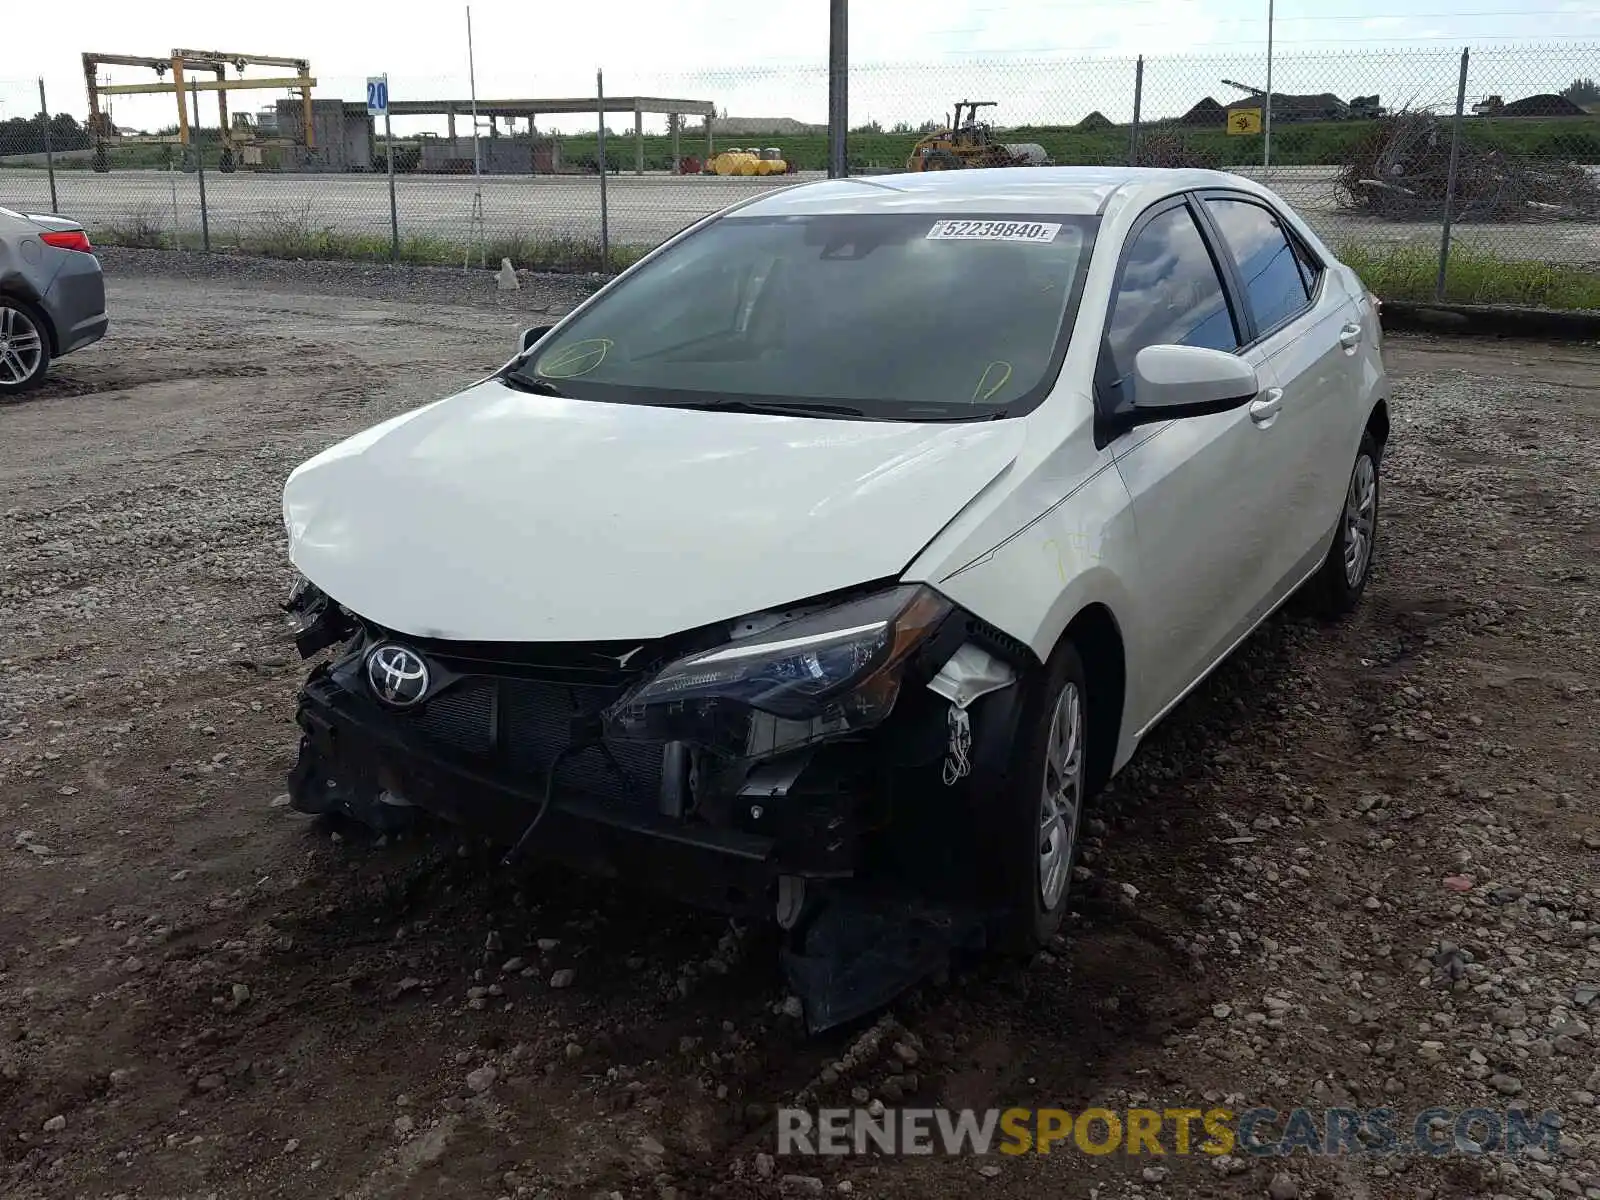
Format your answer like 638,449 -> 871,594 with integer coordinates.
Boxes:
82,48 -> 316,171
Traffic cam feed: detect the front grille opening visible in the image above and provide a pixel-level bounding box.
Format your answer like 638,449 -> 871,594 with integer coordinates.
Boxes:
401,674 -> 664,806
412,679 -> 497,755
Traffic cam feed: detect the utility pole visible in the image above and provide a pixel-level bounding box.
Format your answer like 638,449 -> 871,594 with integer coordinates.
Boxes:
828,0 -> 848,178
465,4 -> 485,268
598,69 -> 610,267
466,4 -> 482,178
384,74 -> 398,262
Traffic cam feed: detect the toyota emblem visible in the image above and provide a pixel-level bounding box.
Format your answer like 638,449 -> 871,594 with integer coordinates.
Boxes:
365,644 -> 431,708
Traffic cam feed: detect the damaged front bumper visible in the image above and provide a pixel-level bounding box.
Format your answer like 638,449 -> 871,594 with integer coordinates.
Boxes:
282,580 -> 1035,1028
290,653 -> 881,914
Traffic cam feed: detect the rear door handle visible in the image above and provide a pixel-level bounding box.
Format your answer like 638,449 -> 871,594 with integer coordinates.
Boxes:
1339,322 -> 1363,350
1249,387 -> 1284,425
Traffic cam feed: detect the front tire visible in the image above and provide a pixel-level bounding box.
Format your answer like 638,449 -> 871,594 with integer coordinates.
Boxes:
987,638 -> 1090,953
1310,430 -> 1381,615
0,299 -> 51,396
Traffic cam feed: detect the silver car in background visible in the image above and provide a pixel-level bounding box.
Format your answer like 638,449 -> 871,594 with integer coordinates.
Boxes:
0,206 -> 109,395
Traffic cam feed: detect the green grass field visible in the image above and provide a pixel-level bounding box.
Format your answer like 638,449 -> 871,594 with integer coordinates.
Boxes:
23,112 -> 1597,175
1338,242 -> 1600,309
559,114 -> 1600,173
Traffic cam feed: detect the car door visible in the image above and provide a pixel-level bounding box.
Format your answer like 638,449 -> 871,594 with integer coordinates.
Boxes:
1196,190 -> 1363,576
1094,195 -> 1287,724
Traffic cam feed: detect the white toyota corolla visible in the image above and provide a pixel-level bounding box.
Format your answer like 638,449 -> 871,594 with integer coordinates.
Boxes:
280,166 -> 1388,969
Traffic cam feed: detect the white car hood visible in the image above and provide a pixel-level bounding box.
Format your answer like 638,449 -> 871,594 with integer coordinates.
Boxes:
283,379 -> 1025,642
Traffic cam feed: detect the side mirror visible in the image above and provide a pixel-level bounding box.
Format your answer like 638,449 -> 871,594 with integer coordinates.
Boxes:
1131,344 -> 1259,418
519,325 -> 553,354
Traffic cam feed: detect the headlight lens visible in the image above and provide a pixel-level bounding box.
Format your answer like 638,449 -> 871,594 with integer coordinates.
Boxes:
603,585 -> 952,758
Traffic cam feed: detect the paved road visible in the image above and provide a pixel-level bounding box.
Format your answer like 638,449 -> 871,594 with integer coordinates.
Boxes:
2,165 -> 1596,263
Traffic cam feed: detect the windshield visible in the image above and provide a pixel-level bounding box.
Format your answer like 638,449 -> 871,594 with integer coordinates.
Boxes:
508,212 -> 1098,420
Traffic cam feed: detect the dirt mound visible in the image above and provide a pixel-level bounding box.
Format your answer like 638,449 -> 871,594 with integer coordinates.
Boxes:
1501,93 -> 1587,118
1179,97 -> 1227,126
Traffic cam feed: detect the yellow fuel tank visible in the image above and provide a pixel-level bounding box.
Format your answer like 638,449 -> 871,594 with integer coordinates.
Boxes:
709,148 -> 760,176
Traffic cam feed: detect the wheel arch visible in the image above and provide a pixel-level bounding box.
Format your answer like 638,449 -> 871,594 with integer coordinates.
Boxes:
1053,601 -> 1126,797
1366,397 -> 1390,455
0,277 -> 58,355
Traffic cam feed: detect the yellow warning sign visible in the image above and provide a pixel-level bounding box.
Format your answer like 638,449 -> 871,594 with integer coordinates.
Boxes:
1228,108 -> 1263,135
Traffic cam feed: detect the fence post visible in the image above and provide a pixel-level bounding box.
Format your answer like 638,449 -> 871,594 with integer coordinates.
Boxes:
634,101 -> 644,176
827,0 -> 848,178
384,74 -> 399,263
597,69 -> 610,269
169,146 -> 183,251
1435,47 -> 1470,302
38,79 -> 58,214
190,81 -> 211,253
1264,0 -> 1275,173
1128,56 -> 1144,165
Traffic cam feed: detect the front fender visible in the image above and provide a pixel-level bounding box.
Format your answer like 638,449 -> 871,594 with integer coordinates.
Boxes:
910,458 -> 1147,770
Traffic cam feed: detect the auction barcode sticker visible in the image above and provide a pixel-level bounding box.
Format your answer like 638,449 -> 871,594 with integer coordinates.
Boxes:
926,220 -> 1061,243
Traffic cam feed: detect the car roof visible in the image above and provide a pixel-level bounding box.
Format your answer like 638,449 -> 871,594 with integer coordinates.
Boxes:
729,166 -> 1267,220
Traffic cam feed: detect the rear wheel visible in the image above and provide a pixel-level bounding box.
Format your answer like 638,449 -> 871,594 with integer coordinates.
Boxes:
985,638 -> 1089,953
0,299 -> 50,396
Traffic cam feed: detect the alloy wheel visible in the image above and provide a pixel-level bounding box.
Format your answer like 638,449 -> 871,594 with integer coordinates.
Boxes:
0,306 -> 45,387
1038,680 -> 1085,911
1343,453 -> 1377,587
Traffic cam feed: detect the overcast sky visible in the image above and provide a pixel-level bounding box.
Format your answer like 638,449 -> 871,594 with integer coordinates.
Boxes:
2,0 -> 1595,136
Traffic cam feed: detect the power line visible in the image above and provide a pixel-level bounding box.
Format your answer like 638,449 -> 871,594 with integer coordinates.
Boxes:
892,34 -> 1599,56
953,0 -> 1581,13
913,15 -> 1582,40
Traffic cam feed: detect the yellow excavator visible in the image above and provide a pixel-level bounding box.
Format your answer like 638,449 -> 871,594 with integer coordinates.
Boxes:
906,100 -> 1049,171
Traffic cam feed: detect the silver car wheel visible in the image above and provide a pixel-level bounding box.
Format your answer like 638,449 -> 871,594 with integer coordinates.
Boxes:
1038,680 -> 1085,912
0,305 -> 45,387
1343,453 -> 1377,587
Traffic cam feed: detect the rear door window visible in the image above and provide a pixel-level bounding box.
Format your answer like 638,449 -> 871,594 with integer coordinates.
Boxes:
1202,197 -> 1313,335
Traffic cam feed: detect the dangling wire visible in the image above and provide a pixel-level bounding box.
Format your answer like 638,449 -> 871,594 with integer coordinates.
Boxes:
943,704 -> 973,786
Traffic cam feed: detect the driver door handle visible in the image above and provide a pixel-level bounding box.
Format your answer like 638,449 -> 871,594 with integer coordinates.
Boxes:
1339,322 -> 1363,350
1249,387 -> 1284,425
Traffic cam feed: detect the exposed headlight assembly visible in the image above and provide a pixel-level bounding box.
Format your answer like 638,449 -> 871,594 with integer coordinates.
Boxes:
282,574 -> 356,659
603,585 -> 953,758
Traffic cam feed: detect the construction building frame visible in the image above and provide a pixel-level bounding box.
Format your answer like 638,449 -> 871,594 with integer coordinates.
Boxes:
388,95 -> 718,174
83,48 -> 316,151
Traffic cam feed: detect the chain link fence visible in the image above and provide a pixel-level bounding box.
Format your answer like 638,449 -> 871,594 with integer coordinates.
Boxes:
4,43 -> 1597,304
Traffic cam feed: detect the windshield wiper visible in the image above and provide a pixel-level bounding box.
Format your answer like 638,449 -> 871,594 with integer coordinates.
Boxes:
501,372 -> 570,397
661,397 -> 870,419
660,397 -> 1001,422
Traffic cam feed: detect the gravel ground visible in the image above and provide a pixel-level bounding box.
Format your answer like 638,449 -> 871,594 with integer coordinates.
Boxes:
1,252 -> 1597,1200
